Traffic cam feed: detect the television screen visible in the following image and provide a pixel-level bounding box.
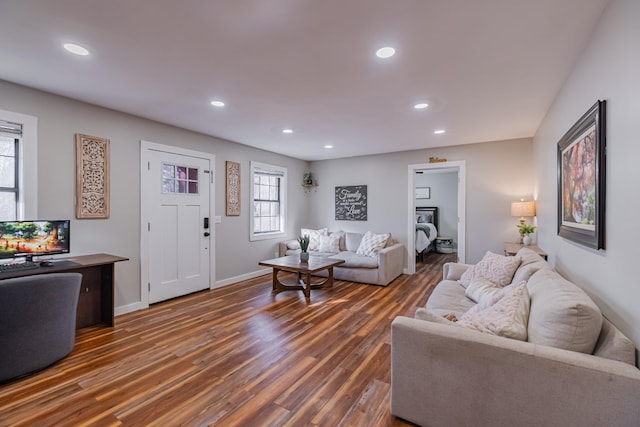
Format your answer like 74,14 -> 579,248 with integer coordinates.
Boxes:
0,220 -> 70,260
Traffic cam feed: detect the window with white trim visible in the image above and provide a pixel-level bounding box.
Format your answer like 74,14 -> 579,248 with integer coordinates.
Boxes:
0,110 -> 37,221
250,161 -> 286,241
0,121 -> 20,220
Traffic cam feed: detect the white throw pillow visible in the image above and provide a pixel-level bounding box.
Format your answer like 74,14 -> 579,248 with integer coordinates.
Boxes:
355,231 -> 390,257
458,282 -> 530,341
318,234 -> 341,253
464,276 -> 502,303
459,251 -> 521,289
301,228 -> 328,252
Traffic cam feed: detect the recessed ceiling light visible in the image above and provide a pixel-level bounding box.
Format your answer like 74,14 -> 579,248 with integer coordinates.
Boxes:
282,129 -> 293,134
376,46 -> 395,59
324,145 -> 333,149
434,129 -> 446,135
414,103 -> 429,110
210,100 -> 225,107
63,43 -> 90,56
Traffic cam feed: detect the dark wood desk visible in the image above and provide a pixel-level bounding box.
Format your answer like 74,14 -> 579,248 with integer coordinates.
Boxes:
0,253 -> 128,329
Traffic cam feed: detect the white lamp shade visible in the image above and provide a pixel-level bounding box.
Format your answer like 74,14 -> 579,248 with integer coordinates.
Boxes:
511,200 -> 536,217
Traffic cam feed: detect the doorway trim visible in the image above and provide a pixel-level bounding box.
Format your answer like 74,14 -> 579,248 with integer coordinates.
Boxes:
140,140 -> 216,309
407,160 -> 466,274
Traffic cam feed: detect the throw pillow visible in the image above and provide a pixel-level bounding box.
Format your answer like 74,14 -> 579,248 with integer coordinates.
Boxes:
458,282 -> 530,341
464,280 -> 526,316
355,231 -> 391,257
464,276 -> 502,303
318,234 -> 341,253
301,228 -> 328,252
459,251 -> 521,289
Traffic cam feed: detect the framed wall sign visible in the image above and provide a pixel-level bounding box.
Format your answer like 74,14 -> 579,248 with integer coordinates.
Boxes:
557,100 -> 606,250
75,133 -> 110,219
335,185 -> 367,221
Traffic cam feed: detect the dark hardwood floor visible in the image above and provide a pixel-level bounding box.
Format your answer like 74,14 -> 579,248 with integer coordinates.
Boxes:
0,252 -> 455,427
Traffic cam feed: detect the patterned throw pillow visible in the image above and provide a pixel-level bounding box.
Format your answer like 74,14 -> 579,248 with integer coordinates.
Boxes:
356,231 -> 391,257
301,228 -> 328,252
318,234 -> 341,253
459,251 -> 521,289
458,282 -> 530,341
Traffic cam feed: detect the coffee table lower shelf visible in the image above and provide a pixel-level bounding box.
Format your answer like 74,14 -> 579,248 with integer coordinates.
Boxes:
259,255 -> 345,300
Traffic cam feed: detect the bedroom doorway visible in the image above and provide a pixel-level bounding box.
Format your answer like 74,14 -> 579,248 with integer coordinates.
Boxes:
407,161 -> 466,274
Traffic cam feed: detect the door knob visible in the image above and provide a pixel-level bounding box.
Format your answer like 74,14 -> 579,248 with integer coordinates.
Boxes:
204,232 -> 210,237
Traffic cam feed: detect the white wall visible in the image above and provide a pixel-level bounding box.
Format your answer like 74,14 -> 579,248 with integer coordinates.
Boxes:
416,170 -> 458,247
0,80 -> 309,310
309,138 -> 533,265
533,0 -> 640,346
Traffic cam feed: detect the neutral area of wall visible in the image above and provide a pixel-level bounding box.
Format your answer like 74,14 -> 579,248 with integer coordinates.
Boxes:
308,138 -> 533,266
533,0 -> 640,348
0,80 -> 309,311
415,170 -> 458,248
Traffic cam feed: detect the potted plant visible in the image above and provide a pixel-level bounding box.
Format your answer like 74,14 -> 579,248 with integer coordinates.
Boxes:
298,234 -> 310,262
517,223 -> 536,246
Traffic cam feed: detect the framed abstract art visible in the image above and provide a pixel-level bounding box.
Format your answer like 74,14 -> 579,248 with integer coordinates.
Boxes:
557,100 -> 606,250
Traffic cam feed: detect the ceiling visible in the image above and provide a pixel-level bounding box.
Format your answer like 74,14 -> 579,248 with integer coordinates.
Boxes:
0,0 -> 609,161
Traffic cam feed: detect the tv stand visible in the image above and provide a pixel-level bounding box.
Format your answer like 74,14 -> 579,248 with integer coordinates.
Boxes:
0,253 -> 128,329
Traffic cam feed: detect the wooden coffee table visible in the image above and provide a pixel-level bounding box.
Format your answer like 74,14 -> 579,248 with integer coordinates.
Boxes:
259,255 -> 345,300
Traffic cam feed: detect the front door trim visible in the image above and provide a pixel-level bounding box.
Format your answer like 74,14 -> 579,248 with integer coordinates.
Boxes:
140,140 -> 216,308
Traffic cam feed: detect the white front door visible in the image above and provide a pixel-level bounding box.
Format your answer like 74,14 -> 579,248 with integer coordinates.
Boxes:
143,145 -> 212,304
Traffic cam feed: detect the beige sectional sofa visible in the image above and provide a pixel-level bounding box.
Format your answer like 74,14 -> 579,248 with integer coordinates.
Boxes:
279,230 -> 404,286
391,248 -> 640,427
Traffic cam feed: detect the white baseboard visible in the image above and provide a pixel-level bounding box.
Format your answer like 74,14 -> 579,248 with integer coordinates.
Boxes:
115,301 -> 147,317
214,268 -> 270,288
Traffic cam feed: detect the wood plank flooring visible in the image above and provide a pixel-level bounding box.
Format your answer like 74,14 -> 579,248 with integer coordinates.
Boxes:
0,252 -> 455,427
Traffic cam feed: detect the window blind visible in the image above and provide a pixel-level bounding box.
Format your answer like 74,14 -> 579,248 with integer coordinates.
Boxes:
0,120 -> 23,138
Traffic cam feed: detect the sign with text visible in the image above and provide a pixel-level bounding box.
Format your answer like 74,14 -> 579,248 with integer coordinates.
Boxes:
335,185 -> 367,221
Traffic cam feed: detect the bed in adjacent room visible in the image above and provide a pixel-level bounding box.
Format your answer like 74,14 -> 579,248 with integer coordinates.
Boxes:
415,206 -> 438,261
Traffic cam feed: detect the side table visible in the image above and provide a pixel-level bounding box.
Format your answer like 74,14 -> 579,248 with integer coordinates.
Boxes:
503,242 -> 547,260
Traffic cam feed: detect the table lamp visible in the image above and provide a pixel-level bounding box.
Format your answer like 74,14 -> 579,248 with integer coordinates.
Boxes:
511,199 -> 536,243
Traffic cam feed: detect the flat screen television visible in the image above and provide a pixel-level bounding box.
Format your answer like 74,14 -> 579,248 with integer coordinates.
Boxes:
0,220 -> 70,262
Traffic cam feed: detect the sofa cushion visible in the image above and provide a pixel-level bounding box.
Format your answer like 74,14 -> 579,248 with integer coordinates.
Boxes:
511,247 -> 553,284
527,269 -> 602,354
329,251 -> 378,268
301,228 -> 328,252
459,251 -> 521,288
457,282 -> 530,341
426,280 -> 475,317
592,317 -> 636,365
356,231 -> 390,257
345,232 -> 364,252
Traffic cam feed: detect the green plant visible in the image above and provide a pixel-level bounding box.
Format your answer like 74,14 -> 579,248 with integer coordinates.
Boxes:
517,223 -> 536,235
298,234 -> 310,252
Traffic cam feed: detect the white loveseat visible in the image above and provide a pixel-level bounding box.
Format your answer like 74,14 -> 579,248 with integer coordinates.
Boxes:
391,248 -> 640,427
279,230 -> 404,286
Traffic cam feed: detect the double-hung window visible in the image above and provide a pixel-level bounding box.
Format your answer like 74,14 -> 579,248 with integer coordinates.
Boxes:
250,161 -> 286,241
0,110 -> 37,221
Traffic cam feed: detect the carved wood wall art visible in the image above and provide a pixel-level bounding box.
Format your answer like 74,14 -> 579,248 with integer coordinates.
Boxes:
75,134 -> 110,219
226,161 -> 241,216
